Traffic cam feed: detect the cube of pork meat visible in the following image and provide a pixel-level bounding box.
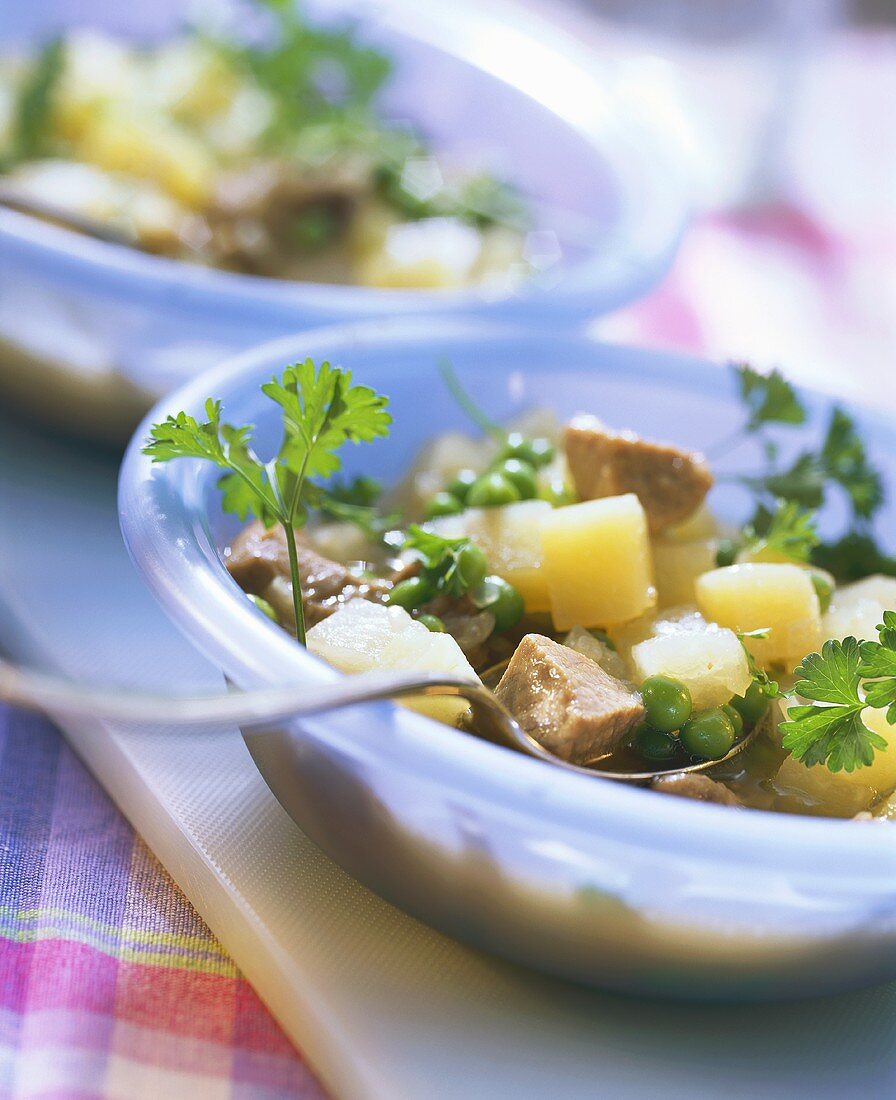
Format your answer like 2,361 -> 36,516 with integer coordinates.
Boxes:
226,520 -> 385,628
495,634 -> 645,763
651,773 -> 741,807
564,415 -> 713,534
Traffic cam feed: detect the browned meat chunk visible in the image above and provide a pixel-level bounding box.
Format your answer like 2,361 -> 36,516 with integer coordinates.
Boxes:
564,415 -> 713,534
226,520 -> 385,628
651,773 -> 741,807
495,634 -> 645,764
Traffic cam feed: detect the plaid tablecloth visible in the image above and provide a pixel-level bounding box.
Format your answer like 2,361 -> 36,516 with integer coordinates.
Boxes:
1,26 -> 893,1100
0,706 -> 326,1099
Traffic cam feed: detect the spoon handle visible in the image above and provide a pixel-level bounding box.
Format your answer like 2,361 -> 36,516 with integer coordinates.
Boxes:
0,659 -> 479,729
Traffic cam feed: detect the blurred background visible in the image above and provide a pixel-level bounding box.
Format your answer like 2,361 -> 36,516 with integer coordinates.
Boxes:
518,0 -> 895,395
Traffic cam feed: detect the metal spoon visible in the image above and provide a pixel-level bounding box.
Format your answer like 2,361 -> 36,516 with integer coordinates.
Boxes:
0,185 -> 136,246
0,659 -> 757,782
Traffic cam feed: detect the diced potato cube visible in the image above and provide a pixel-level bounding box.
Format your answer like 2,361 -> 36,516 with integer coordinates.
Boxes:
357,217 -> 481,288
307,599 -> 479,726
541,495 -> 656,630
306,522 -> 374,565
631,626 -> 751,710
774,705 -> 896,817
429,500 -> 552,612
696,563 -> 821,668
652,537 -> 718,608
54,31 -> 137,141
608,606 -> 706,664
76,109 -> 216,207
664,504 -> 721,543
823,574 -> 896,643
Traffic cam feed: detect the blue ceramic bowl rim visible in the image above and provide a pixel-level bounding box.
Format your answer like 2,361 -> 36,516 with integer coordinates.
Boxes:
119,317 -> 896,888
0,2 -> 688,323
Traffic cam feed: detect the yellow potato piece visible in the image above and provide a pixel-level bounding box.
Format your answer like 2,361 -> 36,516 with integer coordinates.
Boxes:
775,706 -> 896,817
307,599 -> 479,727
541,494 -> 656,630
664,504 -> 721,543
76,108 -> 216,207
652,537 -> 718,608
429,500 -> 552,613
696,562 -> 821,668
631,626 -> 751,710
823,574 -> 896,643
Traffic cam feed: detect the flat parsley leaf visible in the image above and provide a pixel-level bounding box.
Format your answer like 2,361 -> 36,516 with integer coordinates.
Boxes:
263,359 -> 391,481
859,610 -> 896,723
821,407 -> 884,520
734,363 -> 806,431
145,362 -> 391,645
780,637 -> 888,772
403,525 -> 481,599
144,399 -> 279,524
744,499 -> 819,563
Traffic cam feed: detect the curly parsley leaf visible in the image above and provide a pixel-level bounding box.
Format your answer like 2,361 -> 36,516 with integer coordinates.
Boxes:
859,611 -> 896,722
734,363 -> 806,431
743,499 -> 819,563
780,637 -> 888,772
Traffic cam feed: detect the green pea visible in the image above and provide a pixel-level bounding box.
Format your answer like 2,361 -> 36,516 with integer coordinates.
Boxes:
630,724 -> 679,762
248,594 -> 278,622
498,432 -> 555,468
721,702 -> 744,740
715,539 -> 739,567
809,570 -> 833,614
425,491 -> 464,519
538,478 -> 575,507
680,708 -> 736,760
730,680 -> 771,724
494,458 -> 538,499
472,575 -> 524,633
466,471 -> 522,508
387,575 -> 435,611
417,613 -> 446,633
640,675 -> 692,733
456,542 -> 488,590
446,468 -> 478,503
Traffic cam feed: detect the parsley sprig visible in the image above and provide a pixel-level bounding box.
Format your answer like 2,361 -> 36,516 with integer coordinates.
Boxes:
860,611 -> 896,722
5,37 -> 65,168
736,364 -> 806,431
742,499 -> 819,563
144,359 -> 391,644
781,638 -> 887,772
402,526 -> 487,600
220,0 -> 391,147
722,364 -> 889,579
780,616 -> 896,773
306,475 -> 399,541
